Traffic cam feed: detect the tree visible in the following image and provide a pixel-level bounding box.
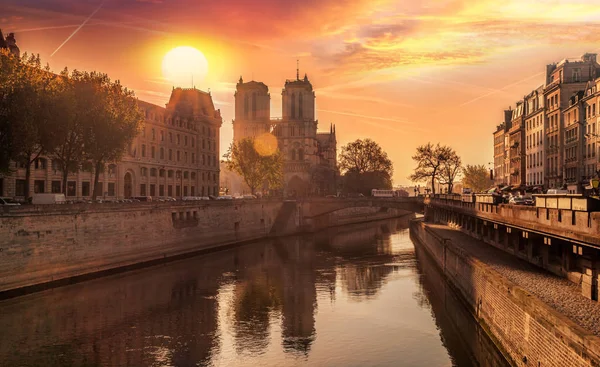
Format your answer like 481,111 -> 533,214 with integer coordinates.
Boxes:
438,150 -> 462,193
462,164 -> 493,193
0,51 -> 57,197
48,68 -> 86,194
409,143 -> 453,195
75,71 -> 143,200
338,139 -> 393,195
223,137 -> 283,195
339,138 -> 393,175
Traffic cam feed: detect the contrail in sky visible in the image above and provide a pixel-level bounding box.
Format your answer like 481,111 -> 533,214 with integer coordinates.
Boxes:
50,1 -> 105,57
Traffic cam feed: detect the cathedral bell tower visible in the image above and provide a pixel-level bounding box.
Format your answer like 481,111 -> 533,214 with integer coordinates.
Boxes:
233,77 -> 271,141
282,63 -> 315,121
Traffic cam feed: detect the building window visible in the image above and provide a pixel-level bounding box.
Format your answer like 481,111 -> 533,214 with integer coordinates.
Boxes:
82,182 -> 90,196
176,171 -> 181,179
176,185 -> 181,197
169,149 -> 173,161
108,183 -> 115,196
160,147 -> 165,160
169,132 -> 173,143
177,134 -> 181,145
15,179 -> 26,196
185,152 -> 188,163
151,146 -> 156,159
291,149 -> 296,160
191,186 -> 195,196
192,153 -> 195,164
139,184 -> 146,196
183,186 -> 188,196
150,168 -> 157,177
192,138 -> 195,148
34,158 -> 47,170
51,181 -> 61,193
34,180 -> 45,193
150,184 -> 156,196
184,171 -> 189,179
159,169 -> 165,178
159,184 -> 165,197
177,151 -> 181,161
67,181 -> 76,197
191,172 -> 196,180
291,92 -> 296,119
142,144 -> 146,157
299,93 -> 303,118
152,128 -> 155,140
168,170 -> 174,178
185,136 -> 188,146
161,130 -> 164,141
141,167 -> 148,176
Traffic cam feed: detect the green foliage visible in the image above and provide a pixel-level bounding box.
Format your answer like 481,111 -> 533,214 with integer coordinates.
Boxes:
339,139 -> 393,194
409,143 -> 460,195
462,164 -> 493,193
339,138 -> 393,176
223,138 -> 283,195
0,51 -> 143,199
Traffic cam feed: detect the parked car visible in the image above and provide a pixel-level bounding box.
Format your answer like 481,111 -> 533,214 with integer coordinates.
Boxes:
508,196 -> 528,205
546,189 -> 569,195
0,197 -> 20,206
131,196 -> 152,202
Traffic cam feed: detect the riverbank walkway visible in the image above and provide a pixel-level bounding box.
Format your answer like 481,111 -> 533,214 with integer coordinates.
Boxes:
425,223 -> 600,336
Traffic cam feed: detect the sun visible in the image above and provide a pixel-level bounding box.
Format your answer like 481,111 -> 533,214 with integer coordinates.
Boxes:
162,46 -> 209,88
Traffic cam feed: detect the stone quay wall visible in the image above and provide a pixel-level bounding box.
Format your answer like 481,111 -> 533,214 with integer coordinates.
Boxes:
0,200 -> 292,296
410,219 -> 600,367
0,200 -> 414,297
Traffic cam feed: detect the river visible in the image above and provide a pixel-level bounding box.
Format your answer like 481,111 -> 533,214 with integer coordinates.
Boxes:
0,217 -> 510,367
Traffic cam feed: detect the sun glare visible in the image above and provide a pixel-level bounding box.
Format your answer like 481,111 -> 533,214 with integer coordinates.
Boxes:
162,46 -> 209,88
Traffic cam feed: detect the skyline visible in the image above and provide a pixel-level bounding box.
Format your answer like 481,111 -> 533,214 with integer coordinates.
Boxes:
5,0 -> 600,184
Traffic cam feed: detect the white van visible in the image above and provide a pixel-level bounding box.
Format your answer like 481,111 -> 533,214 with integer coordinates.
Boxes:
32,193 -> 66,204
546,189 -> 569,195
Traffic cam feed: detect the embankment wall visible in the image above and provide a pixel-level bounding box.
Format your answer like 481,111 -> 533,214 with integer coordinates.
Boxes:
0,200 -> 290,295
410,219 -> 600,367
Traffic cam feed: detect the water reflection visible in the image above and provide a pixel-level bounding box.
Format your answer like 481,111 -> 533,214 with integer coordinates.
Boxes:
0,216 -> 508,366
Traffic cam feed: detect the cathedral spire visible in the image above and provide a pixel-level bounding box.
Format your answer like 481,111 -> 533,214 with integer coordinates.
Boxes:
296,59 -> 299,80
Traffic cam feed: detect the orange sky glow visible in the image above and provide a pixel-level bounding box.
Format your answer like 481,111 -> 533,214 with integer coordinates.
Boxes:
4,0 -> 600,185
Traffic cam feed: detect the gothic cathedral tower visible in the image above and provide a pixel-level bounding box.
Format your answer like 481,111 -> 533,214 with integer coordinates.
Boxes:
232,77 -> 271,142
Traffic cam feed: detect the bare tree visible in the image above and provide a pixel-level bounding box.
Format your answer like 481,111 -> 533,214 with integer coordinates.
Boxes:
409,143 -> 453,195
438,150 -> 462,193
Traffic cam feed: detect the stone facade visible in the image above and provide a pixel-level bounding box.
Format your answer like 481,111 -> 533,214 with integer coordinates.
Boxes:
492,53 -> 600,191
0,87 -> 222,199
231,71 -> 338,197
524,86 -> 545,186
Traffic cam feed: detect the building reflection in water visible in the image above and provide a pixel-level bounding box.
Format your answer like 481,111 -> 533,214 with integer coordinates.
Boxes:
0,215 -> 508,366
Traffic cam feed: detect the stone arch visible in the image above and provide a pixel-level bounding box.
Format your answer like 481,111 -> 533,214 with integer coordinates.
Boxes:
287,175 -> 309,198
124,170 -> 135,198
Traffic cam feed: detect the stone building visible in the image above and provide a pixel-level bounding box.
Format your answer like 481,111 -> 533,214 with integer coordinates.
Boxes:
524,86 -> 545,187
508,102 -> 526,186
231,71 -> 338,197
492,53 -> 600,191
1,87 -> 222,199
0,29 -> 20,57
543,54 -> 599,189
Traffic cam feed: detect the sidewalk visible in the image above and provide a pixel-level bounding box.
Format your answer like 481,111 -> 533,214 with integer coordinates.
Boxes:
425,223 -> 600,336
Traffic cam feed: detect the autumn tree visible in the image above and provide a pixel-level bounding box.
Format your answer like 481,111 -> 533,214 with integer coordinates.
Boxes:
75,71 -> 143,200
223,137 -> 283,195
437,150 -> 462,193
0,51 -> 58,196
462,164 -> 493,193
338,139 -> 393,195
409,143 -> 455,195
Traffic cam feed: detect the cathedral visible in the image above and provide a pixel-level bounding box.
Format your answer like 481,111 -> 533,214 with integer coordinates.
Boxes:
231,69 -> 338,197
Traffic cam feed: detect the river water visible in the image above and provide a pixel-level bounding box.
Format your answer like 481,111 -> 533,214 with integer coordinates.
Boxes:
0,217 -> 510,367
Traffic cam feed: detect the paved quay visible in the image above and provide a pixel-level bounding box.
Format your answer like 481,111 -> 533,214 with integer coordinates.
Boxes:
425,223 -> 600,336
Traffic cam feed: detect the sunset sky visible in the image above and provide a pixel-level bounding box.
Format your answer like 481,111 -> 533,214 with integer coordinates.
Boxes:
4,0 -> 600,185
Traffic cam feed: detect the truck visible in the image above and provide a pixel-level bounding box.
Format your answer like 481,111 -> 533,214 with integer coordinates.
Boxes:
32,193 -> 66,204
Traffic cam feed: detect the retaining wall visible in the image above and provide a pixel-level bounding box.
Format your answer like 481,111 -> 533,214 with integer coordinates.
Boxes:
410,219 -> 600,367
